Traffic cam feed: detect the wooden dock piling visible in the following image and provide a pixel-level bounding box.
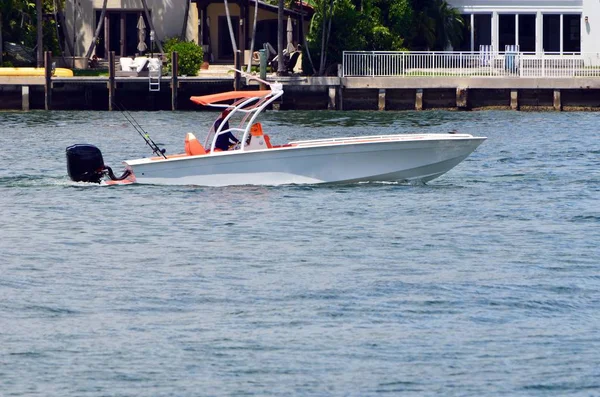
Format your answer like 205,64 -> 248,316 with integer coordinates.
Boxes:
171,51 -> 179,110
378,89 -> 386,111
108,51 -> 115,111
415,89 -> 424,111
510,90 -> 519,110
22,86 -> 30,111
44,51 -> 52,110
234,50 -> 241,91
456,87 -> 468,109
328,86 -> 336,110
553,89 -> 562,111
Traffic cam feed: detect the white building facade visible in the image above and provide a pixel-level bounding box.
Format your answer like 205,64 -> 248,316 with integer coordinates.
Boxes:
448,0 -> 599,54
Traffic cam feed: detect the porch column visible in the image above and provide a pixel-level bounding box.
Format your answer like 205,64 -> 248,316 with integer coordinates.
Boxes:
515,14 -> 519,48
470,14 -> 475,52
492,11 -> 499,51
197,2 -> 203,44
244,0 -> 250,49
535,11 -> 544,55
120,13 -> 126,56
104,13 -> 110,58
560,14 -> 564,54
203,6 -> 210,45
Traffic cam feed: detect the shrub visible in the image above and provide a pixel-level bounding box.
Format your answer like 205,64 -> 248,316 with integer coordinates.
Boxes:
162,37 -> 203,76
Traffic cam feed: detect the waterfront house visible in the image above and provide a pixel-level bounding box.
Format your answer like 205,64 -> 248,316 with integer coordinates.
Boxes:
448,0 -> 594,54
65,0 -> 312,64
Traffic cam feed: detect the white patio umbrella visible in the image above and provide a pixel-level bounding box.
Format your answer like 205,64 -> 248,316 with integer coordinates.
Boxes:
137,15 -> 148,53
286,16 -> 294,53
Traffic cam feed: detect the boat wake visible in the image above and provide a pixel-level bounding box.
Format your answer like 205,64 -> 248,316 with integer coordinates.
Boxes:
0,174 -> 107,188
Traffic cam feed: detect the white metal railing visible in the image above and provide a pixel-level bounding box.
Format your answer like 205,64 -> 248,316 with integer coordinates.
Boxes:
342,51 -> 600,78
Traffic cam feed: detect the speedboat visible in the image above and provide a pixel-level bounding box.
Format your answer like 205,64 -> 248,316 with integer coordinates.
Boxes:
65,82 -> 486,186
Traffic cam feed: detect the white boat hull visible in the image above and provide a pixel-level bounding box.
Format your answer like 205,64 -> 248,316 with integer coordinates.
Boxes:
124,134 -> 486,186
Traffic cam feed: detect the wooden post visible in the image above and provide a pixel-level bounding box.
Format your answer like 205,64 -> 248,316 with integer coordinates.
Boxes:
171,51 -> 178,110
510,89 -> 519,110
234,50 -> 241,91
553,89 -> 562,111
108,51 -> 115,111
44,51 -> 52,110
259,49 -> 267,90
415,89 -> 423,111
22,86 -> 30,111
120,13 -> 126,57
378,89 -> 386,111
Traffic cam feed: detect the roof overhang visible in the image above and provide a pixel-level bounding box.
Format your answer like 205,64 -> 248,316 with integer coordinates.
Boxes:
192,0 -> 314,18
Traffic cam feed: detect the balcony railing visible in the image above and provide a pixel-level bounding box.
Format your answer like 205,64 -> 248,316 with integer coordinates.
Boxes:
342,51 -> 600,78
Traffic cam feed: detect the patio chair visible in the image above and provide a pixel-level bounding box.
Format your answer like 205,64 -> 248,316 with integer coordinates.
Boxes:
479,45 -> 494,67
505,45 -> 520,74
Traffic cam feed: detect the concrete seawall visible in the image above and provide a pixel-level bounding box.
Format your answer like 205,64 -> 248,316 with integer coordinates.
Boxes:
3,75 -> 600,111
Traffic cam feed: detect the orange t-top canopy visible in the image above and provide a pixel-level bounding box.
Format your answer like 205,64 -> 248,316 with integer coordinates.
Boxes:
190,90 -> 272,106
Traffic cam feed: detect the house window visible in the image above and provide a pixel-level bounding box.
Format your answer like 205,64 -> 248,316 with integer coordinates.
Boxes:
518,14 -> 536,52
455,14 -> 471,51
563,14 -> 581,53
543,14 -> 561,53
474,14 -> 492,49
499,14 -> 516,50
218,16 -> 239,61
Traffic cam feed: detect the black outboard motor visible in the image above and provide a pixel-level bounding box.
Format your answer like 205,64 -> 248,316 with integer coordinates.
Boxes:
66,144 -> 106,183
66,144 -> 132,183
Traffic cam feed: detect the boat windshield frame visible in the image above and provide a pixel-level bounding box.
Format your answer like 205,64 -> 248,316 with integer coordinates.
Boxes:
194,86 -> 283,153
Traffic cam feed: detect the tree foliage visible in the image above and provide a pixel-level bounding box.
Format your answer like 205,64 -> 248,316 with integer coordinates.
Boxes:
1,0 -> 63,65
305,0 -> 463,75
407,0 -> 463,50
163,37 -> 204,76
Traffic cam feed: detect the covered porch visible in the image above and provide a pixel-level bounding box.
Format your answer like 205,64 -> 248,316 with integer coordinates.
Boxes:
449,1 -> 583,54
193,0 -> 313,64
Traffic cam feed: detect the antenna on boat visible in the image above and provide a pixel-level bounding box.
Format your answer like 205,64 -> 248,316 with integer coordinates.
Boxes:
113,102 -> 167,159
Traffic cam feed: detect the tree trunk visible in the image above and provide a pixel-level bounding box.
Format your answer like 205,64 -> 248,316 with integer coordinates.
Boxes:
298,1 -> 316,74
37,0 -> 43,67
56,0 -> 74,56
322,0 -> 333,72
277,0 -> 285,75
141,0 -> 164,54
246,0 -> 258,73
85,0 -> 108,59
223,0 -> 238,53
318,0 -> 327,75
180,0 -> 191,40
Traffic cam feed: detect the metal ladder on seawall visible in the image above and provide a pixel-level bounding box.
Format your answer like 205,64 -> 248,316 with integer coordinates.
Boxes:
149,68 -> 161,92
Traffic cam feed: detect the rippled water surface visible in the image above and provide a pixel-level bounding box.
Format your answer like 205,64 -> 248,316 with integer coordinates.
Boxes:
1,109 -> 599,396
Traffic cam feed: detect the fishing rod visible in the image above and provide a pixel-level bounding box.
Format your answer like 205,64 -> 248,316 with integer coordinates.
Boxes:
113,102 -> 167,159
